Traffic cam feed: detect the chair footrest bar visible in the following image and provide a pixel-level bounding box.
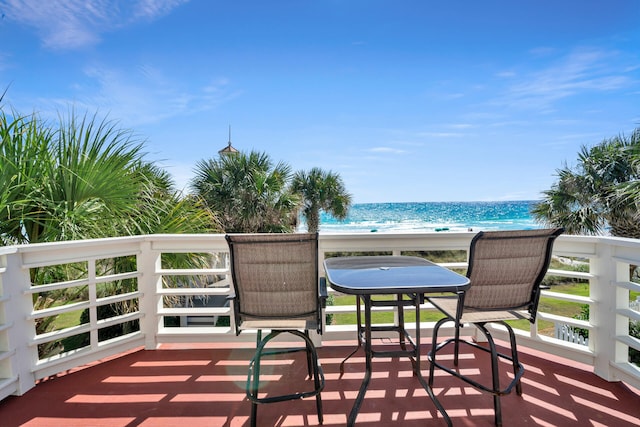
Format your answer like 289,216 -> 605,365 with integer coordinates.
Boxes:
371,349 -> 416,358
260,347 -> 309,357
429,337 -> 524,396
247,366 -> 325,404
246,329 -> 325,410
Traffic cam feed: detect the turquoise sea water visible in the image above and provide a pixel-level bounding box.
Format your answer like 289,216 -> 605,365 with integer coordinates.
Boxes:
313,201 -> 541,233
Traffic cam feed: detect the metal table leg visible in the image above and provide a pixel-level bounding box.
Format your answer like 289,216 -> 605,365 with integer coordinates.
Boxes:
340,295 -> 363,377
347,295 -> 372,426
413,293 -> 452,427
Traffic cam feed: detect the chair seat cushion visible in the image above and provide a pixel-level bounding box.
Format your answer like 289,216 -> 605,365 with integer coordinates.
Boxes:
430,296 -> 530,324
239,318 -> 319,331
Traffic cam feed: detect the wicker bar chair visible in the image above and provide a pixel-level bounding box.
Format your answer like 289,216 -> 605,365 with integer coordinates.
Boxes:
225,233 -> 326,427
426,228 -> 563,427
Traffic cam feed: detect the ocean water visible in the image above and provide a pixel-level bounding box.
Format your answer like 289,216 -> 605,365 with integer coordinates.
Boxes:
313,201 -> 541,233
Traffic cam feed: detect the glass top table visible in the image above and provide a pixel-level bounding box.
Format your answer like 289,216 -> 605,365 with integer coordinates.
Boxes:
324,255 -> 470,294
324,255 -> 470,426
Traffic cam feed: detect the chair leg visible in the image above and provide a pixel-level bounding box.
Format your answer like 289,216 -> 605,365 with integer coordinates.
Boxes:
493,394 -> 501,427
305,331 -> 313,378
311,343 -> 324,424
304,332 -> 324,424
246,329 -> 324,425
430,317 -> 524,427
507,326 -> 523,396
453,291 -> 466,366
453,319 -> 461,366
476,323 -> 502,427
428,317 -> 448,387
250,402 -> 258,427
249,332 -> 264,427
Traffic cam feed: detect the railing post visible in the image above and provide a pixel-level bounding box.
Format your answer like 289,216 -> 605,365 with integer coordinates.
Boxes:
4,251 -> 38,395
590,239 -> 619,381
138,240 -> 161,350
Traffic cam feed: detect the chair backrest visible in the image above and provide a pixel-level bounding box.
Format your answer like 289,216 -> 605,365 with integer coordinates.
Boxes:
225,233 -> 320,322
464,228 -> 563,313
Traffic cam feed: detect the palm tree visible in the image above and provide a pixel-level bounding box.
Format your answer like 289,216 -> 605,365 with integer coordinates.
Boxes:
532,128 -> 640,238
191,150 -> 300,232
611,129 -> 640,229
291,167 -> 352,233
1,110 -> 149,244
0,108 -> 54,244
534,129 -> 640,353
1,107 -> 220,355
35,112 -> 149,242
128,162 -> 220,236
1,109 -> 219,243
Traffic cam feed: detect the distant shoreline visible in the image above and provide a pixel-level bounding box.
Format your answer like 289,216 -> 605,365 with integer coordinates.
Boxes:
350,200 -> 541,205
310,200 -> 541,233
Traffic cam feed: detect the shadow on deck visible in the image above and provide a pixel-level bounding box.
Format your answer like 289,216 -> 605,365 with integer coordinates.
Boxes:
1,340 -> 639,426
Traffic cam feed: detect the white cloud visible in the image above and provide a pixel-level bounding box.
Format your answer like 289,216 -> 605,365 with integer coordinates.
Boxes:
0,0 -> 189,49
23,64 -> 240,127
132,0 -> 188,19
416,131 -> 465,138
496,71 -> 516,78
368,147 -> 405,154
499,47 -> 636,110
528,47 -> 557,57
74,65 -> 239,126
442,92 -> 465,99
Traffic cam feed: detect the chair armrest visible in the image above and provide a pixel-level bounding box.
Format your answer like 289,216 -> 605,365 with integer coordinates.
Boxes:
226,289 -> 236,301
319,277 -> 328,308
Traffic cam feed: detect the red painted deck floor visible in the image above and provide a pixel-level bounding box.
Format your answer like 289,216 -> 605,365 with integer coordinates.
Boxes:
1,339 -> 639,427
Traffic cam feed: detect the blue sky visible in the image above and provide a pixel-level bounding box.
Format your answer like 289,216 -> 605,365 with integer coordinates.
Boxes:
1,1 -> 639,203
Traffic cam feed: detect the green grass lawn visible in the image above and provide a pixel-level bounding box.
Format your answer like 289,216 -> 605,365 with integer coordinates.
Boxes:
331,294 -> 445,325
53,309 -> 84,329
329,280 -> 594,338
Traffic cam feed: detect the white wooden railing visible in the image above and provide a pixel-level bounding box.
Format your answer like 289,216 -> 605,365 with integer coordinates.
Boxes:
1,232 -> 639,402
